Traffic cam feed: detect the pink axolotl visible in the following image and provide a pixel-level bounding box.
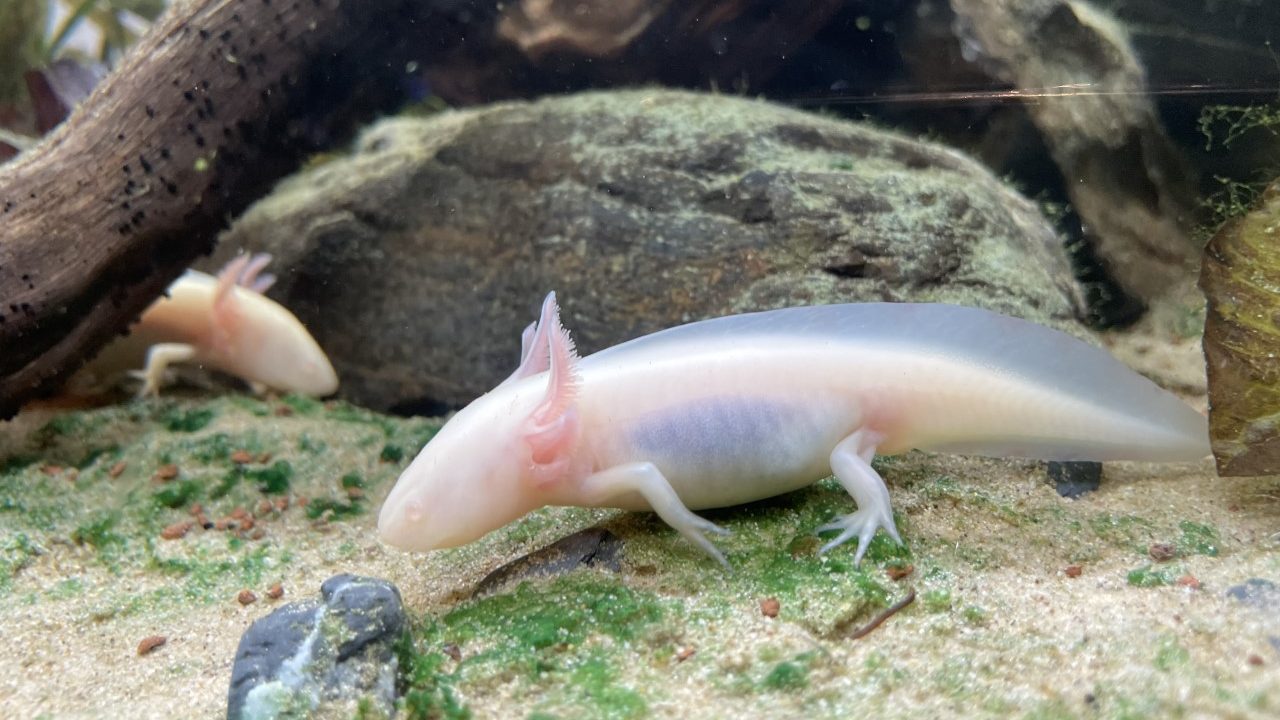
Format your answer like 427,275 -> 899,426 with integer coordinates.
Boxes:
70,253 -> 338,397
378,293 -> 1209,567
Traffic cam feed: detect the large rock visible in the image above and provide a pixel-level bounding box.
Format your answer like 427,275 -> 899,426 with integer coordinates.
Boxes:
226,574 -> 405,720
1201,178 -> 1280,476
218,89 -> 1087,412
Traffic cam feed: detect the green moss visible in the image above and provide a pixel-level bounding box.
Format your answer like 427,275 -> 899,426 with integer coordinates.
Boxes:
298,434 -> 327,454
280,393 -> 323,416
0,532 -> 40,593
305,496 -> 364,520
446,575 -> 665,655
210,469 -> 241,499
961,605 -> 988,626
246,460 -> 293,494
1153,635 -> 1190,671
152,479 -> 201,509
762,654 -> 813,691
341,472 -> 365,490
380,444 -> 405,463
1126,564 -> 1183,588
1176,521 -> 1219,558
921,588 -> 953,613
396,632 -> 470,720
159,407 -> 215,433
72,512 -> 123,551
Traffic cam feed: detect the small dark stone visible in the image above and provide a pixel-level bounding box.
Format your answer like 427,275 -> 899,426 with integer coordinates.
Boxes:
1047,461 -> 1102,498
472,527 -> 623,597
1225,578 -> 1280,611
226,574 -> 404,719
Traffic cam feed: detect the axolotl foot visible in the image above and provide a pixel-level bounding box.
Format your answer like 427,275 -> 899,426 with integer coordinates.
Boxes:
816,508 -> 902,564
817,429 -> 904,564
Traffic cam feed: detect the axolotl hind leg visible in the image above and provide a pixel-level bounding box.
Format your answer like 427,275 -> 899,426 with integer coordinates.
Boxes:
817,429 -> 904,564
580,462 -> 733,569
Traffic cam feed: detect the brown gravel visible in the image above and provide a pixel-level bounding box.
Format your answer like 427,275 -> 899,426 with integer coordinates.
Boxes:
1149,543 -> 1177,561
236,590 -> 257,606
760,598 -> 780,618
230,450 -> 253,464
153,464 -> 178,481
887,564 -> 915,581
1064,564 -> 1083,578
265,584 -> 284,600
136,636 -> 167,656
108,461 -> 126,478
159,521 -> 194,541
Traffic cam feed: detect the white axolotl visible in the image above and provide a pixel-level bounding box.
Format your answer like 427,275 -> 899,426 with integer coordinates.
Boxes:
378,293 -> 1209,567
70,253 -> 339,398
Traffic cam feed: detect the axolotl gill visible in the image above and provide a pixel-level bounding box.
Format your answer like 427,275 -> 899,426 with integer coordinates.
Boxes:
71,252 -> 338,398
378,293 -> 1209,566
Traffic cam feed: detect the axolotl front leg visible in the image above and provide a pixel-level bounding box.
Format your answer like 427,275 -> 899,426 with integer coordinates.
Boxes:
578,428 -> 903,568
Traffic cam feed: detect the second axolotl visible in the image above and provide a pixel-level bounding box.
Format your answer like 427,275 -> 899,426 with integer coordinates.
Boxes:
378,293 -> 1209,566
69,252 -> 338,398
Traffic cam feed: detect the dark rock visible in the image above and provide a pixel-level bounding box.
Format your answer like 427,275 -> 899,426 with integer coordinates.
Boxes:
1225,578 -> 1280,611
473,527 -> 623,597
227,574 -> 405,720
1047,461 -> 1102,498
217,89 -> 1088,412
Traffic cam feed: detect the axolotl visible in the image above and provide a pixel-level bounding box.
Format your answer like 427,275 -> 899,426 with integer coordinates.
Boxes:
378,293 -> 1209,566
70,252 -> 338,398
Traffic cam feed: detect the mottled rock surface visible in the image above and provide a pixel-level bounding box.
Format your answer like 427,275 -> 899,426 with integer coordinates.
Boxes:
227,574 -> 405,720
1200,178 -> 1280,476
218,89 -> 1086,411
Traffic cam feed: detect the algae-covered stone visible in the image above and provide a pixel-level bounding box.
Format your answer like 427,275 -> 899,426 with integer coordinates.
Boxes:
227,574 -> 405,720
217,88 -> 1086,411
1200,178 -> 1280,476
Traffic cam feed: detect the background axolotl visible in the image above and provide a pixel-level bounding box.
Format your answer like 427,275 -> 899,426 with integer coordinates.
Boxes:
378,293 -> 1209,567
69,253 -> 338,398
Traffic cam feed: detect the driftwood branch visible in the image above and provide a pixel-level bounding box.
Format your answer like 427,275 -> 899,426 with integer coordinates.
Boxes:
0,0 -> 491,418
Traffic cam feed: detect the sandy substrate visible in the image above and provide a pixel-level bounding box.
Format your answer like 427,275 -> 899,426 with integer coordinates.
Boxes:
0,328 -> 1276,719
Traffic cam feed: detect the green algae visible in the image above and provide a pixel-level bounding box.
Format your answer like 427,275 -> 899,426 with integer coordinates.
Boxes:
0,394 -> 439,606
159,406 -> 216,433
1175,520 -> 1219,558
1153,635 -> 1190,672
760,653 -> 816,692
1125,564 -> 1185,588
397,573 -> 668,719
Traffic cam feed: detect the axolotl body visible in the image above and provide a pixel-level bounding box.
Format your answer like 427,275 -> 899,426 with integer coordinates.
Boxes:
71,253 -> 338,398
378,293 -> 1209,566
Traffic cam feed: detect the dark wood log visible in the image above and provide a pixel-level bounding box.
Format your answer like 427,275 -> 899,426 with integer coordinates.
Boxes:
0,0 -> 494,418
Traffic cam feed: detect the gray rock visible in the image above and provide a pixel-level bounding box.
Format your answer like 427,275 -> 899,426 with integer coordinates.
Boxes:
1225,578 -> 1280,611
1047,461 -> 1102,498
217,89 -> 1087,411
227,574 -> 405,720
473,527 -> 623,597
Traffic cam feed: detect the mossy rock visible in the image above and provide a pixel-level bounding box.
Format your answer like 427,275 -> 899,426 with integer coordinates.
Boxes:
1201,177 -> 1280,475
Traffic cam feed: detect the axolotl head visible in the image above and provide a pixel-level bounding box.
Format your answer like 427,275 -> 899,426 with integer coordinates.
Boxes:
378,292 -> 582,553
376,386 -> 552,551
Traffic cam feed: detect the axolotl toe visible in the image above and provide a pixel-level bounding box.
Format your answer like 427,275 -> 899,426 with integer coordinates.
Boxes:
378,293 -> 1209,567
